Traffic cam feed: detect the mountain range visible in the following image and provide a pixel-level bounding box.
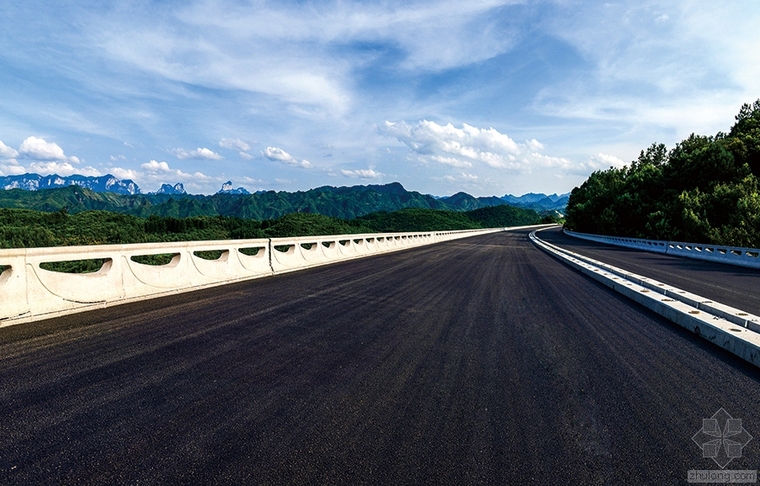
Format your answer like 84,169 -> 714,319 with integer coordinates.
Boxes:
501,192 -> 569,213
0,173 -> 140,195
0,173 -> 568,219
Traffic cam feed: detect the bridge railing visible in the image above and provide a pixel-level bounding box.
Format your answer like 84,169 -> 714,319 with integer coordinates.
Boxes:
0,227 -> 506,325
565,229 -> 760,269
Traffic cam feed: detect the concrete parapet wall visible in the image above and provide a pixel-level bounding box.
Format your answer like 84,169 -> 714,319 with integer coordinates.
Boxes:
565,229 -> 760,269
532,229 -> 760,368
0,226 -> 519,326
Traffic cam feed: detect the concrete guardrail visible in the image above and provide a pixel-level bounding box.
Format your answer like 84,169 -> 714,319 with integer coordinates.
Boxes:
565,230 -> 760,270
0,226 -> 535,326
531,229 -> 760,368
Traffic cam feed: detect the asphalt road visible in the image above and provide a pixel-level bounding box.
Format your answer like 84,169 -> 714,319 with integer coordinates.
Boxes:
2,230 -> 759,485
539,226 -> 760,316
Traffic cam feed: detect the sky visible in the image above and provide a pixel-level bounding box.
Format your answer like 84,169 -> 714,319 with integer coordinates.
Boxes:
1,1 -> 759,197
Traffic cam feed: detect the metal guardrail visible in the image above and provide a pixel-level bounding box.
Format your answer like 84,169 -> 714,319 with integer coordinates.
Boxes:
565,230 -> 760,270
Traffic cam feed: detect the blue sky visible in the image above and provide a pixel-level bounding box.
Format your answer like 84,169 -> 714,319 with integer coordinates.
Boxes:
1,1 -> 758,196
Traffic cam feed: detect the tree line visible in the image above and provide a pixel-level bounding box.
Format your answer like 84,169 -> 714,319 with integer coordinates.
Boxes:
0,205 -> 544,250
565,100 -> 760,246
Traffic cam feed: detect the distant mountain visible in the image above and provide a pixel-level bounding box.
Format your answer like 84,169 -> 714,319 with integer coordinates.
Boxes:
0,173 -> 140,195
154,183 -> 186,195
217,181 -> 250,195
501,192 -> 570,213
0,177 -> 563,221
439,192 -> 506,211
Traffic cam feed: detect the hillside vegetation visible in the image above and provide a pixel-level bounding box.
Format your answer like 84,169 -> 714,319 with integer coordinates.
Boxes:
0,205 -> 541,250
565,100 -> 760,247
0,182 -> 543,220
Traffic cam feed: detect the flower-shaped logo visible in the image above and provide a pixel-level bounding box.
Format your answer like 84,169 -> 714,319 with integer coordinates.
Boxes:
692,408 -> 753,469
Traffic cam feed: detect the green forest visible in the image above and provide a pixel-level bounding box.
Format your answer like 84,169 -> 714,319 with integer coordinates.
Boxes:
565,100 -> 760,247
0,205 -> 543,250
0,181 -> 549,220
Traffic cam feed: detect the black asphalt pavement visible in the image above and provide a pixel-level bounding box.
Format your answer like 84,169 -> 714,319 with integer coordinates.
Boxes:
539,226 -> 760,316
1,230 -> 759,485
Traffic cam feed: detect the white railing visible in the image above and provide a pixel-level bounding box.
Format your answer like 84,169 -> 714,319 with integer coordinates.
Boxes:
565,230 -> 760,269
1,227 -> 533,325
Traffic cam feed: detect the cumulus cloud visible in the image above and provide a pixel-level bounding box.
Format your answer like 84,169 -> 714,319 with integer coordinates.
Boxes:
592,152 -> 626,167
341,168 -> 384,179
0,140 -> 19,159
219,138 -> 251,152
28,161 -> 100,177
239,151 -> 253,160
380,120 -> 571,172
142,160 -> 172,172
18,136 -> 80,163
172,147 -> 223,160
261,146 -> 312,168
0,137 -> 94,176
140,159 -> 213,182
262,146 -> 293,162
110,167 -> 140,180
0,164 -> 26,176
0,158 -> 25,176
103,161 -> 222,193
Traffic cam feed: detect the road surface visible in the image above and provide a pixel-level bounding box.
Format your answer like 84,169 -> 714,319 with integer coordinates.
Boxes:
540,226 -> 760,316
1,229 -> 759,484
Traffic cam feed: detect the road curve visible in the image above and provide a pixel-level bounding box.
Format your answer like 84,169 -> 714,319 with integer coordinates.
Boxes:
539,226 -> 760,316
1,230 -> 759,485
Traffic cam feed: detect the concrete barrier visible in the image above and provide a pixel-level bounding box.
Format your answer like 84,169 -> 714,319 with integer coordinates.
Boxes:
532,229 -> 760,368
565,229 -> 760,269
1,226 -> 537,326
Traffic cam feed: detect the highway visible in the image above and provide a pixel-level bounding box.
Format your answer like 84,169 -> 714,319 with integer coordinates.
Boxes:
1,229 -> 759,484
539,227 -> 760,316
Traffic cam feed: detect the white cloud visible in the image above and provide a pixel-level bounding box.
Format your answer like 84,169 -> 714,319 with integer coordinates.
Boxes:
142,160 -> 172,172
18,136 -> 79,163
220,138 -> 254,160
110,155 -> 126,161
341,168 -> 384,179
428,156 -> 473,168
535,1 -> 760,140
261,146 -> 293,162
442,172 -> 479,183
90,0 -> 521,117
219,138 -> 251,152
0,140 -> 19,159
110,167 -> 140,180
572,153 -> 628,174
590,152 -> 627,168
380,120 -> 572,172
178,0 -> 518,72
0,157 -> 25,176
261,146 -> 312,168
172,147 -> 223,160
28,161 -> 100,177
20,137 -> 67,160
140,159 -> 213,183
